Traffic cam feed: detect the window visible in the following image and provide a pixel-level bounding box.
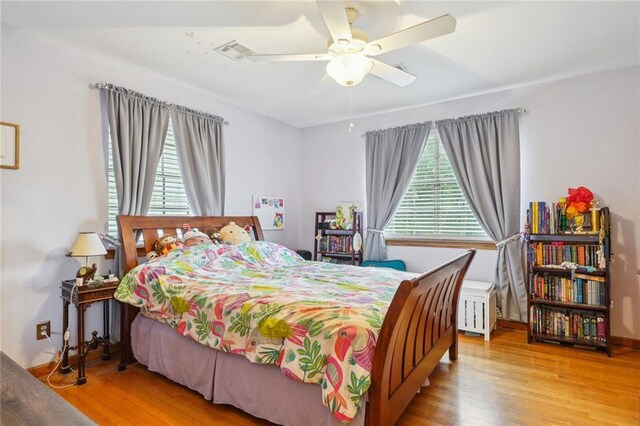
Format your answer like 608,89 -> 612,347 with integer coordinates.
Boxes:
107,120 -> 192,236
386,128 -> 487,240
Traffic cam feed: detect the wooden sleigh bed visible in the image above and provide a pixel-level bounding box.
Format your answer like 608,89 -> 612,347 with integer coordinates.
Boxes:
117,215 -> 475,425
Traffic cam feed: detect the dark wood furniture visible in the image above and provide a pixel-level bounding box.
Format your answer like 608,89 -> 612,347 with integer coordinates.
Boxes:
116,214 -> 475,425
60,279 -> 119,384
313,210 -> 363,265
526,207 -> 612,356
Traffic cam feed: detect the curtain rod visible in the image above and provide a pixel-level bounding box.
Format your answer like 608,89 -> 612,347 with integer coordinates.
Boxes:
92,82 -> 230,125
360,107 -> 528,138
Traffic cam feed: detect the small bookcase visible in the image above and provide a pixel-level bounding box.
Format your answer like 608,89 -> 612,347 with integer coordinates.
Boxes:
525,206 -> 612,356
313,211 -> 363,265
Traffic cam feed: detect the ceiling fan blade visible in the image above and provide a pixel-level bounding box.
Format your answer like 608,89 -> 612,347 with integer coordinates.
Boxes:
369,59 -> 416,87
310,74 -> 334,96
247,53 -> 333,62
316,0 -> 352,43
366,14 -> 456,56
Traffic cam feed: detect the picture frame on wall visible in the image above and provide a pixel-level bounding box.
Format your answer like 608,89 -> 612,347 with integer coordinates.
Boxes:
1,122 -> 20,170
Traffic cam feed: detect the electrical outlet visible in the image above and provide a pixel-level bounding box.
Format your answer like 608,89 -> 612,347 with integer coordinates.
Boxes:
36,321 -> 50,340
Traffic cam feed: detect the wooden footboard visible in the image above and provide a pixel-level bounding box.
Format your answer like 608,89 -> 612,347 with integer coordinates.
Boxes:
366,250 -> 476,425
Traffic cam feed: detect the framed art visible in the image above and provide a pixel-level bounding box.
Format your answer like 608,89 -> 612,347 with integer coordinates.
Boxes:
0,122 -> 20,170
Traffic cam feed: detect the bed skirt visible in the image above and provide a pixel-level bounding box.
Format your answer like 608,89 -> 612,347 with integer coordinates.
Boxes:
131,314 -> 366,426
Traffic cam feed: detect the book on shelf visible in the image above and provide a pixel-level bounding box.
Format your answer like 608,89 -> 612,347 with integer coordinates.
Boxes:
529,305 -> 607,342
529,273 -> 606,306
597,317 -> 605,341
529,242 -> 602,269
529,201 -> 557,234
318,235 -> 355,254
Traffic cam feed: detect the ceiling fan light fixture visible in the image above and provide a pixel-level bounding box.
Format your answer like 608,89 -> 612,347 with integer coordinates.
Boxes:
365,43 -> 382,55
326,54 -> 373,87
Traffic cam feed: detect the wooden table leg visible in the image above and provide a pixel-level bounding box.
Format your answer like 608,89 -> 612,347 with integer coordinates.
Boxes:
76,304 -> 87,385
102,300 -> 111,360
61,300 -> 71,374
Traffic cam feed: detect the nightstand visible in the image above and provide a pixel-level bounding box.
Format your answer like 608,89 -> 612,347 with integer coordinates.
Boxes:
60,278 -> 119,385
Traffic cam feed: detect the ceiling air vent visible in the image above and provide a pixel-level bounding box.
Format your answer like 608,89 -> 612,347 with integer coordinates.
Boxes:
215,40 -> 255,62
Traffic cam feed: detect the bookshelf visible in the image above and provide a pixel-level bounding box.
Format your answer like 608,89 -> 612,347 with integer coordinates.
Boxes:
313,211 -> 363,265
526,205 -> 612,356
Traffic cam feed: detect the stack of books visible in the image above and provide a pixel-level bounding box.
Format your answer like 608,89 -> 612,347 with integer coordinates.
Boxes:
528,201 -> 558,234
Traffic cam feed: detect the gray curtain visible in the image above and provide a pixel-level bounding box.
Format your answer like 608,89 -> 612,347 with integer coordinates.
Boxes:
103,85 -> 170,222
101,84 -> 169,339
364,122 -> 431,261
171,107 -> 225,215
436,109 -> 526,322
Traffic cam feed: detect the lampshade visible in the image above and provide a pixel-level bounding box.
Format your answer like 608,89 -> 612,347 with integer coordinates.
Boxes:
68,232 -> 107,257
326,54 -> 373,87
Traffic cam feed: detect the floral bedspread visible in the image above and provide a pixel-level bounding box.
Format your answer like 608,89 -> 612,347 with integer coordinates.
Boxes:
114,241 -> 415,422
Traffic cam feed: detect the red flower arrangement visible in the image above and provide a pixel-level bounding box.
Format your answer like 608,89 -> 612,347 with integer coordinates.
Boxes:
556,186 -> 596,232
566,186 -> 594,217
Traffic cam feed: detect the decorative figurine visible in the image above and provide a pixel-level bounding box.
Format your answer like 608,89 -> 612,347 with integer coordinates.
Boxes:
590,199 -> 601,233
557,196 -> 568,232
77,263 -> 97,283
335,203 -> 352,230
597,247 -> 606,270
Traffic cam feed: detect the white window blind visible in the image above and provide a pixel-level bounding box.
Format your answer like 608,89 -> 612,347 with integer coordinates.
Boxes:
107,120 -> 192,236
386,129 -> 487,238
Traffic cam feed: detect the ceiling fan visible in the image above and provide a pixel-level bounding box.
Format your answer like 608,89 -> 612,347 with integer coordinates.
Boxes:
247,1 -> 456,89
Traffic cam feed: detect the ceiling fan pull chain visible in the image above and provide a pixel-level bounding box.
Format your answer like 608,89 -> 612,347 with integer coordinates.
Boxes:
348,86 -> 355,132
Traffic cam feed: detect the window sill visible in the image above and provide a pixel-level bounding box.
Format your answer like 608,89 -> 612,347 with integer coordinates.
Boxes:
385,238 -> 496,250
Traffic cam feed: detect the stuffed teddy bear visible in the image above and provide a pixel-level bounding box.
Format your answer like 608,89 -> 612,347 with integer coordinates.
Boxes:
205,227 -> 226,245
182,224 -> 212,247
145,250 -> 160,261
220,222 -> 252,245
145,234 -> 184,260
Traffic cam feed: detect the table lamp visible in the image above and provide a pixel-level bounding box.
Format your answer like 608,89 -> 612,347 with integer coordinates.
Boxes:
67,232 -> 107,282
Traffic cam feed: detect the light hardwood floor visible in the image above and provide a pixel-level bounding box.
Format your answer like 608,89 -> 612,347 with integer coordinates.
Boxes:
42,329 -> 640,425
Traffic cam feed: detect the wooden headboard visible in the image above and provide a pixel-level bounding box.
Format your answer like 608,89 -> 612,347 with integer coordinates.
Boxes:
116,215 -> 264,369
117,215 -> 264,274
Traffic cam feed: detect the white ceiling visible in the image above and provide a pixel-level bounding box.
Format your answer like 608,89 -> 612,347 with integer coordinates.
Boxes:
2,1 -> 639,128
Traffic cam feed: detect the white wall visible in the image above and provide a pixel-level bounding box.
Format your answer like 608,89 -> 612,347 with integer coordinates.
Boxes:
0,24 -> 302,368
300,66 -> 640,339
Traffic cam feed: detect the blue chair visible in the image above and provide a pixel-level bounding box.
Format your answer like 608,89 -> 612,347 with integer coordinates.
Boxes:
361,259 -> 407,271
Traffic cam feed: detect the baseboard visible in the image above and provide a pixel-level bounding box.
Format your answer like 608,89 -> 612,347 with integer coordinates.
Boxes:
610,336 -> 640,349
497,319 -> 528,331
27,342 -> 120,378
26,331 -> 638,377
